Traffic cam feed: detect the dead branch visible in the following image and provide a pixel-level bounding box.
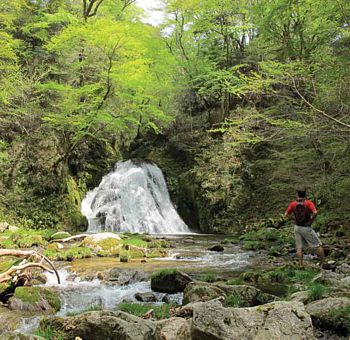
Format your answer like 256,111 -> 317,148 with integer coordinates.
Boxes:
0,263 -> 52,283
290,76 -> 350,129
50,233 -> 90,243
0,249 -> 60,284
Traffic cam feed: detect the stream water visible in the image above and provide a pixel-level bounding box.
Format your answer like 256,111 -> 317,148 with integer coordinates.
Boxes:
15,234 -> 256,334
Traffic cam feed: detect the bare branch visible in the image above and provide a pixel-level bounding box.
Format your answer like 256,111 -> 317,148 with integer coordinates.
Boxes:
290,76 -> 350,130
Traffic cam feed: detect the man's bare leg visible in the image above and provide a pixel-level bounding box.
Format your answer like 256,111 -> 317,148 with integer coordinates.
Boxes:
316,246 -> 325,267
296,248 -> 304,267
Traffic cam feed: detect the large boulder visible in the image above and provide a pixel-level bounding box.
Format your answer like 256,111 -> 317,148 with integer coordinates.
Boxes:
8,287 -> 61,314
82,233 -> 122,257
41,310 -> 156,340
306,297 -> 350,334
107,268 -> 148,285
183,282 -> 275,306
155,317 -> 191,340
151,270 -> 192,293
191,298 -> 315,340
0,306 -> 22,335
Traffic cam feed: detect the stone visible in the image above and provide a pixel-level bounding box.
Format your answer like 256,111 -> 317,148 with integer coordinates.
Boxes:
83,233 -> 122,257
156,317 -> 191,340
0,306 -> 22,335
191,298 -> 315,340
2,333 -> 45,340
41,310 -> 156,340
151,270 -> 192,293
306,297 -> 350,319
108,269 -> 148,286
208,245 -> 224,252
50,231 -> 71,240
134,292 -> 156,303
8,287 -> 61,314
306,297 -> 350,334
336,263 -> 350,276
290,290 -> 309,304
183,282 -> 275,306
8,226 -> 19,232
0,222 -> 9,233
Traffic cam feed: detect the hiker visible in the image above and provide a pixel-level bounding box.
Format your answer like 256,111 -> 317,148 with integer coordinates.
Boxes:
285,188 -> 325,267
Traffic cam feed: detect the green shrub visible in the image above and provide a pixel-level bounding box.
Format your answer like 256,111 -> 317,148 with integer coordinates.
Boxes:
227,277 -> 244,285
329,306 -> 350,336
34,326 -> 66,340
307,283 -> 330,302
226,293 -> 243,307
198,272 -> 216,283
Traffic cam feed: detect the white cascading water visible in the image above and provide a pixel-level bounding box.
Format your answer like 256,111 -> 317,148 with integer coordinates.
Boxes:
81,160 -> 191,234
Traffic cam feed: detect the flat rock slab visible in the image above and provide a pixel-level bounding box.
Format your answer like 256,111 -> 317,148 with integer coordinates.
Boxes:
191,298 -> 315,340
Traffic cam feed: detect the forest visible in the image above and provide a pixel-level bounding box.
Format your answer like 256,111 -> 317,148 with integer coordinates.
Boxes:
0,0 -> 349,339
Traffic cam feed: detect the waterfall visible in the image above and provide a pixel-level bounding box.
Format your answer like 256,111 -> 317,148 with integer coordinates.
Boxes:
81,160 -> 191,234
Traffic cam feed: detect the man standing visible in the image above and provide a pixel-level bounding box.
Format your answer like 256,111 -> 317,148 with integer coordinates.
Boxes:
285,188 -> 325,267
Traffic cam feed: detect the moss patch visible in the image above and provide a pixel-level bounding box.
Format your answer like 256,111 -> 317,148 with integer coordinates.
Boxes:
118,302 -> 173,320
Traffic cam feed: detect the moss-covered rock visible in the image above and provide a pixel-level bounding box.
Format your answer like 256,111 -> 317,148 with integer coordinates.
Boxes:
8,287 -> 61,314
50,231 -> 71,240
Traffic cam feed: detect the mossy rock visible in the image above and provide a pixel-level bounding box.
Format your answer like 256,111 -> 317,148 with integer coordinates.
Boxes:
50,232 -> 71,240
147,249 -> 167,258
83,237 -> 122,257
9,287 -> 61,313
17,235 -> 46,248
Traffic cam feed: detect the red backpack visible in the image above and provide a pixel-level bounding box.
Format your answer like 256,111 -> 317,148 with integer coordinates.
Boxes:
294,201 -> 311,226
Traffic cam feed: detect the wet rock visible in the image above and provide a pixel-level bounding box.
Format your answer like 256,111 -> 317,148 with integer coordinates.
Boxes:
41,310 -> 156,340
183,282 -> 276,306
108,269 -> 148,285
8,287 -> 61,314
151,270 -> 192,293
134,292 -> 156,303
156,317 -> 191,340
208,245 -> 224,252
191,298 -> 314,340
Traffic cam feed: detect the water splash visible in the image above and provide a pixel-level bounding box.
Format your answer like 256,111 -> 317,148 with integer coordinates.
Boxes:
81,160 -> 191,234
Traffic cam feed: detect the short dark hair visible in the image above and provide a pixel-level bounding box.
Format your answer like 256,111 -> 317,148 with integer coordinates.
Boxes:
296,188 -> 306,198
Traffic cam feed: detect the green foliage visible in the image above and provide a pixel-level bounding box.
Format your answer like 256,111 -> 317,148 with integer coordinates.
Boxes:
34,326 -> 66,340
266,266 -> 318,284
307,283 -> 330,302
198,272 -> 216,283
118,302 -> 173,320
226,293 -> 243,307
151,268 -> 180,279
329,306 -> 350,336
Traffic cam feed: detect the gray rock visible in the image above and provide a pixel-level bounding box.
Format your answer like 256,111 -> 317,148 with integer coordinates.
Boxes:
290,290 -> 309,303
156,317 -> 191,340
306,297 -> 350,334
183,282 -> 276,306
108,269 -> 148,285
0,222 -> 9,232
134,292 -> 156,303
306,297 -> 350,317
208,245 -> 224,252
191,298 -> 315,340
41,310 -> 156,340
336,263 -> 350,276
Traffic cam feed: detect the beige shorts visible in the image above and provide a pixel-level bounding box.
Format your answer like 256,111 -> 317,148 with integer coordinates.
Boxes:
294,225 -> 322,249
